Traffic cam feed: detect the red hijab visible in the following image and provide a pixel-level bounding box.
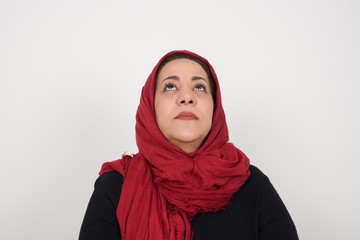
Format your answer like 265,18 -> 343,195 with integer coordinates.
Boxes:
100,50 -> 250,240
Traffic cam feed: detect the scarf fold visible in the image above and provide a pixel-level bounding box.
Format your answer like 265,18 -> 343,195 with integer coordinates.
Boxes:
100,50 -> 250,240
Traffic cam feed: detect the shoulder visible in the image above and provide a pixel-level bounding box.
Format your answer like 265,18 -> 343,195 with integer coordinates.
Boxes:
93,171 -> 124,200
96,170 -> 124,185
246,166 -> 299,239
249,164 -> 267,179
79,171 -> 123,239
229,165 -> 277,206
242,165 -> 272,192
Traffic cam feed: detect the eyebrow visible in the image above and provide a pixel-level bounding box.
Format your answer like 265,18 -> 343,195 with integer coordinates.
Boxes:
161,75 -> 208,83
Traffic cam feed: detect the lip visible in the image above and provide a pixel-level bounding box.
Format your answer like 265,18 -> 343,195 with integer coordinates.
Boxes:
175,111 -> 198,120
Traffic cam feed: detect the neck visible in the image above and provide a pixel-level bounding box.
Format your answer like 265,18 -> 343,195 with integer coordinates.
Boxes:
173,141 -> 201,153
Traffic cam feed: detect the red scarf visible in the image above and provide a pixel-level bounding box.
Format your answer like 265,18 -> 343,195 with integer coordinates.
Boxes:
100,50 -> 250,240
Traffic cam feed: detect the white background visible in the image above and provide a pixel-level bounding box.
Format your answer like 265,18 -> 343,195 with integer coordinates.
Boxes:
1,0 -> 359,239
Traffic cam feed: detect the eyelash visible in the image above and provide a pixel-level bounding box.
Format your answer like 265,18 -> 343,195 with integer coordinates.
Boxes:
194,84 -> 207,92
163,83 -> 177,91
162,83 -> 207,92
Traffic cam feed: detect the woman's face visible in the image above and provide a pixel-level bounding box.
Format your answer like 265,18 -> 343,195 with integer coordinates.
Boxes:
154,58 -> 214,152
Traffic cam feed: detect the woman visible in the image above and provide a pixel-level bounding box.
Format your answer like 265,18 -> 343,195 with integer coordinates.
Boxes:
79,50 -> 299,240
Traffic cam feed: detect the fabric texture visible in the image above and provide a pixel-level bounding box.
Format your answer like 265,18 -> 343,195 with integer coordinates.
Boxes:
99,50 -> 251,240
79,165 -> 299,240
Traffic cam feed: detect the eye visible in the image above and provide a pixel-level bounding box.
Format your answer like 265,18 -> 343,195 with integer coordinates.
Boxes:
193,84 -> 207,92
163,83 -> 177,91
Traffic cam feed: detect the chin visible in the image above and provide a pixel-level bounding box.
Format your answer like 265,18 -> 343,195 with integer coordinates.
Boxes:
172,133 -> 204,144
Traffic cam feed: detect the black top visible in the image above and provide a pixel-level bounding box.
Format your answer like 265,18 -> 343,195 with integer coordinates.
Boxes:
79,165 -> 298,240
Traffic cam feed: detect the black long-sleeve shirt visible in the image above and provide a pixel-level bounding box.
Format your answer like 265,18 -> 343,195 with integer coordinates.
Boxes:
79,165 -> 298,240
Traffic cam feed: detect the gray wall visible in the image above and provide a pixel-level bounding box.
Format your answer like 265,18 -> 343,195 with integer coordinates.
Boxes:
1,0 -> 359,239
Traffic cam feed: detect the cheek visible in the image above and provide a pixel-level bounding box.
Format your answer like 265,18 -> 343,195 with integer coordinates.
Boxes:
154,103 -> 161,122
207,110 -> 214,128
201,100 -> 214,129
154,96 -> 170,123
154,95 -> 161,122
205,100 -> 214,120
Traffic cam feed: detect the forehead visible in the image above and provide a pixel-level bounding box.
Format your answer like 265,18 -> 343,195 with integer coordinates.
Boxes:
156,58 -> 208,78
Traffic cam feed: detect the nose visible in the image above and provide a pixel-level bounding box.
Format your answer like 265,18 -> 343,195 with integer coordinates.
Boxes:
177,89 -> 195,105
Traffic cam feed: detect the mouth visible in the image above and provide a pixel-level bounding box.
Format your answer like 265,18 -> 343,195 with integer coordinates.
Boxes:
175,111 -> 198,120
